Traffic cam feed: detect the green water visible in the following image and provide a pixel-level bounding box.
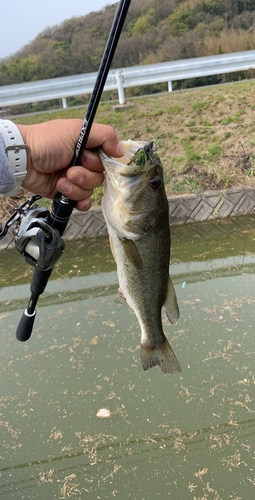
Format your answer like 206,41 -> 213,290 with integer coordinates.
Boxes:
1,216 -> 255,499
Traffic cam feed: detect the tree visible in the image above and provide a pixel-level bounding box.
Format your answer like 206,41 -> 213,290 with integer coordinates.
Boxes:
131,16 -> 151,35
89,22 -> 102,37
167,8 -> 193,37
90,47 -> 104,68
152,0 -> 176,24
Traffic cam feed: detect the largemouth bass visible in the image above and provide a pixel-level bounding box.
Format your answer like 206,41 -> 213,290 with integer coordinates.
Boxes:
99,140 -> 181,374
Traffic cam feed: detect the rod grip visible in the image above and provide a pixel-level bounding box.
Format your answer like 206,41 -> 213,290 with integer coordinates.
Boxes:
16,268 -> 52,342
16,309 -> 36,342
30,267 -> 52,295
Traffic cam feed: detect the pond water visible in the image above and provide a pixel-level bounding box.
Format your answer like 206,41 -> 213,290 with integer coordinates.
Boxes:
1,216 -> 255,499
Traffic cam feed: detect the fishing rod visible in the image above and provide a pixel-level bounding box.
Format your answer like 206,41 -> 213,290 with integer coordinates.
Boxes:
12,0 -> 132,341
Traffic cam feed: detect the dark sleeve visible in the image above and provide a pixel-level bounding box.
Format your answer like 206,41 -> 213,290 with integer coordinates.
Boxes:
0,133 -> 17,195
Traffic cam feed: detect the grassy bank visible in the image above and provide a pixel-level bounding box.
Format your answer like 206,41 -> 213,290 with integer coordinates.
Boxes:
2,80 -> 255,218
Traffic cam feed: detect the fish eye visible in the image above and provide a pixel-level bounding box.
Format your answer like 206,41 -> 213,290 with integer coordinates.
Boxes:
149,176 -> 161,190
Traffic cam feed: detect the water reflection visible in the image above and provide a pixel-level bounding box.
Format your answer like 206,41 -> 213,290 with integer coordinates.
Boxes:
1,216 -> 255,499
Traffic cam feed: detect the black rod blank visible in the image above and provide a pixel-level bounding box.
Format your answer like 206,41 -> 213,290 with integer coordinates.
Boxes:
73,0 -> 132,165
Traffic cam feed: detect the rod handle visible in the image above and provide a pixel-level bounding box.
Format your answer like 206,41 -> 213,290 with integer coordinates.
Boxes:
16,309 -> 36,342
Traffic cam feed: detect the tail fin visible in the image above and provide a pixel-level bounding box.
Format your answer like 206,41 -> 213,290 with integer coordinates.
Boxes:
141,337 -> 181,374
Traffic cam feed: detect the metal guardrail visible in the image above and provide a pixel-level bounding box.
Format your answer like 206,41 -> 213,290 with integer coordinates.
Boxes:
0,50 -> 255,109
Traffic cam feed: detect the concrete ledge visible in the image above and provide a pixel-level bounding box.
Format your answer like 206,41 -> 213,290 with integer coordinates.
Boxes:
168,187 -> 255,225
1,187 -> 255,250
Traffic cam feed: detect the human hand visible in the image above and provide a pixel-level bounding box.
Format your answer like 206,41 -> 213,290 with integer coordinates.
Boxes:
17,119 -> 124,211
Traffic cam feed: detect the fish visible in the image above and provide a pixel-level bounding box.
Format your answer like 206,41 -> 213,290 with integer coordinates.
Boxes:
98,140 -> 181,374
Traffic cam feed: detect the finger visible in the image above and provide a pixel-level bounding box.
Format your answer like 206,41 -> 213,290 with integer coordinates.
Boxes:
67,167 -> 104,189
86,123 -> 125,157
81,150 -> 104,172
57,168 -> 104,199
57,179 -> 94,199
75,198 -> 91,212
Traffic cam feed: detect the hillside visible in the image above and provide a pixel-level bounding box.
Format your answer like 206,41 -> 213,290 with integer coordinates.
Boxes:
1,78 -> 255,221
1,0 -> 255,97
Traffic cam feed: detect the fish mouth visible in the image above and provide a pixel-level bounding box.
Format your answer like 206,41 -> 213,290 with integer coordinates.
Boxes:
98,140 -> 157,188
100,140 -> 149,164
99,140 -> 162,240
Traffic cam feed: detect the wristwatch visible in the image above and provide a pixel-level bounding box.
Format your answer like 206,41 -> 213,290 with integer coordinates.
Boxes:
0,119 -> 29,197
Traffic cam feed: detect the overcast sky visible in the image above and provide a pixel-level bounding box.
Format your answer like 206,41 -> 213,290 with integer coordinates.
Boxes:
0,0 -> 111,60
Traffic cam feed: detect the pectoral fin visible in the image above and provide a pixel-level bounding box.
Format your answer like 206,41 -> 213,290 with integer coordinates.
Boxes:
109,236 -> 117,264
114,291 -> 128,306
118,237 -> 143,270
164,276 -> 179,324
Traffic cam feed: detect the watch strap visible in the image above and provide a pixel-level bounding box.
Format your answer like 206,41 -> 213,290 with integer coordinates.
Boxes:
0,120 -> 29,197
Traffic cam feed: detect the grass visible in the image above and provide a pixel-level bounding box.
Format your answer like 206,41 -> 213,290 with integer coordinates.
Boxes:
2,79 -> 255,213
